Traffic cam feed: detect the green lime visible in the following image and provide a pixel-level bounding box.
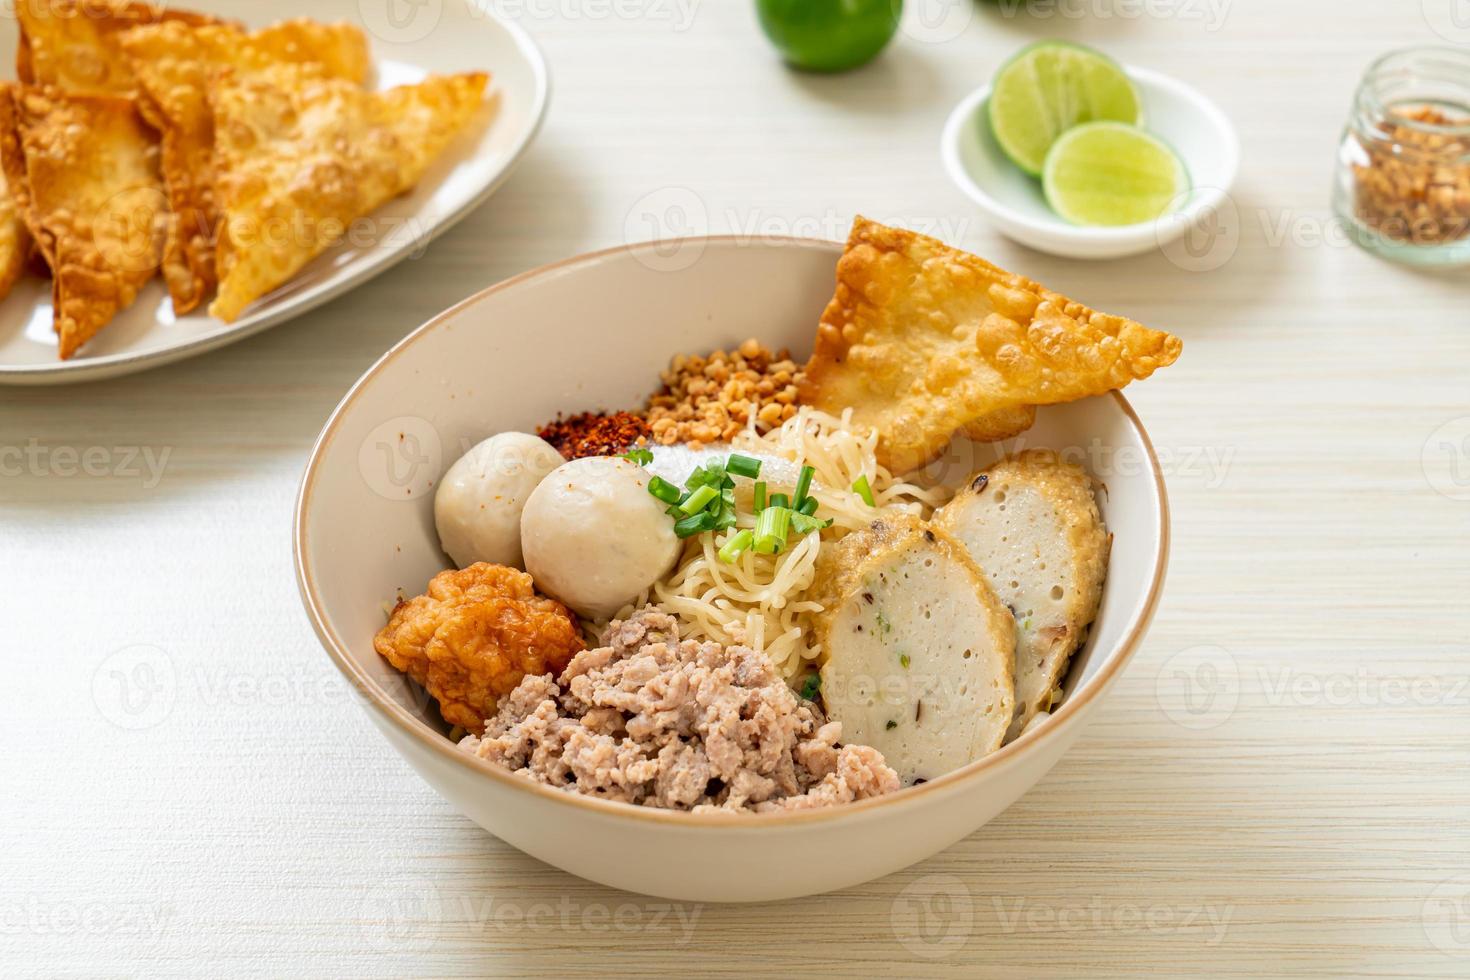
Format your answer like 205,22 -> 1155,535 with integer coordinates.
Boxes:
988,40 -> 1142,175
756,0 -> 901,74
1042,122 -> 1190,226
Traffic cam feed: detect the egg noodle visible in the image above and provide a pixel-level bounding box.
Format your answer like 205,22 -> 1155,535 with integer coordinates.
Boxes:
610,406 -> 951,680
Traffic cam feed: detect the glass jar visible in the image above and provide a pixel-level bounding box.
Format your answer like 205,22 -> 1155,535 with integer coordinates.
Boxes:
1333,47 -> 1470,266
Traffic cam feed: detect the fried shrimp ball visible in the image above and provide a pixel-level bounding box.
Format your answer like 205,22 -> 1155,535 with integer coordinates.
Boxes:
373,563 -> 584,733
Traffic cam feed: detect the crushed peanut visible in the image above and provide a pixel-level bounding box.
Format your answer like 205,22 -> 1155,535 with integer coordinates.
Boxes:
645,338 -> 804,448
1354,106 -> 1470,245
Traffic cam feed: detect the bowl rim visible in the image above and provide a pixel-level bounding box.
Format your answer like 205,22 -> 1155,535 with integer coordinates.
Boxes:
939,65 -> 1240,247
293,235 -> 1172,828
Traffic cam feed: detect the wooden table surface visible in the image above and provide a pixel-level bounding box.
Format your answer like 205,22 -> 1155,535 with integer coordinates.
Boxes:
5,1 -> 1470,976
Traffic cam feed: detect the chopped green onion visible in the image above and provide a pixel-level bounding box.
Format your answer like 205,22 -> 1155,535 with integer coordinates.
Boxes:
797,496 -> 819,517
680,484 -> 719,515
754,506 -> 793,553
717,529 -> 755,563
799,673 -> 821,701
852,474 -> 876,507
899,654 -> 911,669
685,461 -> 727,492
753,481 -> 767,511
793,464 -> 814,507
622,447 -> 653,466
726,454 -> 762,479
647,475 -> 682,505
673,510 -> 716,538
791,512 -> 832,536
769,492 -> 790,511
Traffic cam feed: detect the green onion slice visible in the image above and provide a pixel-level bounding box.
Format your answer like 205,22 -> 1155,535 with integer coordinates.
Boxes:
797,496 -> 819,517
673,510 -> 716,538
852,474 -> 876,507
679,484 -> 719,515
791,512 -> 832,536
769,492 -> 790,511
726,454 -> 762,479
753,481 -> 767,511
793,464 -> 814,507
717,528 -> 755,563
647,475 -> 682,505
754,506 -> 792,553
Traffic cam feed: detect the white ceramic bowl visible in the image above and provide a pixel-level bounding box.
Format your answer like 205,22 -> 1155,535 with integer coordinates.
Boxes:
294,237 -> 1170,902
941,66 -> 1239,260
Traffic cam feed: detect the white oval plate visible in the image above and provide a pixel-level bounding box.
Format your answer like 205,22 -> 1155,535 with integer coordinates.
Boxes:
0,0 -> 549,385
941,66 -> 1238,260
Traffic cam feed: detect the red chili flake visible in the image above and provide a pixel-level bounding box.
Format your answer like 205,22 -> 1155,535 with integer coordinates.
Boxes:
538,411 -> 652,461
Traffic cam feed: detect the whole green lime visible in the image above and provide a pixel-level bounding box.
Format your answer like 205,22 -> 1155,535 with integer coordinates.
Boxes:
756,0 -> 902,73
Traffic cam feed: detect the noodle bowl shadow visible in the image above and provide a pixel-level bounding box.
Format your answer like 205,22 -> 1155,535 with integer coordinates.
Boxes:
294,236 -> 1170,903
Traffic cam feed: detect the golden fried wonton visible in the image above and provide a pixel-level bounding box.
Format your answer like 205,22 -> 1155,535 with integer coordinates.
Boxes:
17,0 -> 226,96
207,66 -> 489,323
799,218 -> 1183,472
0,85 -> 164,359
120,19 -> 372,315
0,155 -> 30,303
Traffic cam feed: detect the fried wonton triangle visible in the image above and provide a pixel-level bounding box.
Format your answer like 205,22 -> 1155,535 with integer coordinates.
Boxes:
207,66 -> 489,323
0,158 -> 30,303
120,19 -> 371,315
0,86 -> 165,359
799,218 -> 1183,472
17,0 -> 227,96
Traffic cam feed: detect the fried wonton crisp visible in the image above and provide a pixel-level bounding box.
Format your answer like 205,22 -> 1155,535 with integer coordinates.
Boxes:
0,147 -> 30,303
207,66 -> 489,323
0,85 -> 164,359
799,218 -> 1183,472
17,0 -> 225,96
120,19 -> 372,315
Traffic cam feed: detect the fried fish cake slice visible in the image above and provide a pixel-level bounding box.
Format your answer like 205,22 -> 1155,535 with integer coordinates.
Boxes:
933,450 -> 1109,742
18,0 -> 226,96
799,217 -> 1182,473
120,19 -> 371,315
0,86 -> 164,359
813,513 -> 1016,784
208,66 -> 489,323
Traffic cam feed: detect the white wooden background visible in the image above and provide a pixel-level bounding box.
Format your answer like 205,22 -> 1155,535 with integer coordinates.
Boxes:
5,1 -> 1470,976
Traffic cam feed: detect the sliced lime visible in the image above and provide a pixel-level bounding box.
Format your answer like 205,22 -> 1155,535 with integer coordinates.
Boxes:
988,41 -> 1142,176
1042,122 -> 1190,227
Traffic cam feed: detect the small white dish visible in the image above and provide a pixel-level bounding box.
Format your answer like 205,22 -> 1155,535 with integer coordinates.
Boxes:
0,0 -> 550,385
295,236 -> 1171,903
941,66 -> 1238,260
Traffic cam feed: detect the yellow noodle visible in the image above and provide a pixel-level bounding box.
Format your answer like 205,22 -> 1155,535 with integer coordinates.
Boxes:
609,407 -> 953,680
